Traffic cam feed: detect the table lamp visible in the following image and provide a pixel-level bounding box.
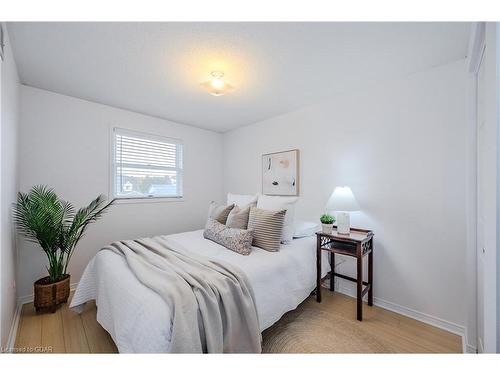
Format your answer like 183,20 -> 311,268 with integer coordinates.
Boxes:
326,186 -> 360,234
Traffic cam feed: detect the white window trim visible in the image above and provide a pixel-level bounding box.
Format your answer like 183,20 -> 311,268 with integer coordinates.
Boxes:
109,126 -> 184,203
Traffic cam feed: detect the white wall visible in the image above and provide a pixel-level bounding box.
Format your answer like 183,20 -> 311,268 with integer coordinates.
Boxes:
0,25 -> 20,348
223,59 -> 468,330
17,86 -> 224,298
13,49 -> 471,342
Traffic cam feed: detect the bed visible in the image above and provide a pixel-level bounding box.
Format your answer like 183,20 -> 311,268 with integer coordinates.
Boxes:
70,229 -> 330,353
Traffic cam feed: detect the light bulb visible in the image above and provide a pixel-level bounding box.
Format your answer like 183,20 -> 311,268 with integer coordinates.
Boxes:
211,78 -> 225,90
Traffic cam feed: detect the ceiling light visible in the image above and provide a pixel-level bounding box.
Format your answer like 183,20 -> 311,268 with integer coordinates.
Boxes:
201,71 -> 234,96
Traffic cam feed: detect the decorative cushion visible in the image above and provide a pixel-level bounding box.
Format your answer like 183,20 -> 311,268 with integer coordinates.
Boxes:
203,219 -> 254,255
257,195 -> 298,243
227,193 -> 258,207
226,205 -> 252,229
247,206 -> 286,252
207,201 -> 235,224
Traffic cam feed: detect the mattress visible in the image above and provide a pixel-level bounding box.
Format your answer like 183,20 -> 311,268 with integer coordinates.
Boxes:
70,229 -> 330,353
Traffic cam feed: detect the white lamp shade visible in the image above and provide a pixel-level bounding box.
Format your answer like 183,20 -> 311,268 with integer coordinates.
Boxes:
326,186 -> 360,212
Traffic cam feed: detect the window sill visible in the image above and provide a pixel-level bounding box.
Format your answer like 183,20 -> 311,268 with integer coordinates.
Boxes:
113,196 -> 184,204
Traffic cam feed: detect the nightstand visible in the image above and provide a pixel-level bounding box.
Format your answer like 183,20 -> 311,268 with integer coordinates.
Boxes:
316,227 -> 374,321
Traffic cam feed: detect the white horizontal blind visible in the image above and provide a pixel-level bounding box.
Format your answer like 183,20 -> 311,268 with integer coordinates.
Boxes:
113,128 -> 183,199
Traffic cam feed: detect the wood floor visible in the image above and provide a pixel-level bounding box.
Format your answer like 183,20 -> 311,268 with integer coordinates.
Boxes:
15,297 -> 117,353
14,290 -> 462,353
262,292 -> 462,353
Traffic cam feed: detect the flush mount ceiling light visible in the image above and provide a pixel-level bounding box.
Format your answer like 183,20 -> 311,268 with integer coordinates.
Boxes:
201,71 -> 234,96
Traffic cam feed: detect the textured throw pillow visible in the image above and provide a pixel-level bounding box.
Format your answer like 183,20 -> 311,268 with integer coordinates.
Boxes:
226,205 -> 252,229
203,219 -> 254,255
257,195 -> 298,243
227,193 -> 258,207
207,201 -> 235,224
247,206 -> 286,252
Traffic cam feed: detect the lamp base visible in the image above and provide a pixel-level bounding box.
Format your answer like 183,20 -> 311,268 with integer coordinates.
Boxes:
336,212 -> 350,234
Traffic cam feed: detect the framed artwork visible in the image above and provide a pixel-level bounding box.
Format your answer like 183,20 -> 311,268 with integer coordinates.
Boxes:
262,149 -> 299,196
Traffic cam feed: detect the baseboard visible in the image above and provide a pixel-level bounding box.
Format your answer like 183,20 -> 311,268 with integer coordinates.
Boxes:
477,337 -> 484,353
336,285 -> 468,353
465,343 -> 477,353
4,303 -> 22,353
462,326 -> 477,354
5,282 -> 80,352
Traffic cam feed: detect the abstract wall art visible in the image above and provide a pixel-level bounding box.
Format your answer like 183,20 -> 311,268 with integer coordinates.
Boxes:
262,149 -> 299,196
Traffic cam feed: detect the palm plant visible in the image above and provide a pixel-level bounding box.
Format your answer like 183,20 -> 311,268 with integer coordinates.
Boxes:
13,185 -> 114,283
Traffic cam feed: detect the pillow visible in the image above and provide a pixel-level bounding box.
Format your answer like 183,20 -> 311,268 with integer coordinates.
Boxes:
226,205 -> 252,229
207,201 -> 235,225
293,220 -> 321,238
247,206 -> 286,252
203,219 -> 254,255
256,195 -> 298,243
227,193 -> 258,208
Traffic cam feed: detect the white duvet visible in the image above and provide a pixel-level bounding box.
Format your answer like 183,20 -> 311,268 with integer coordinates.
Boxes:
70,230 -> 330,353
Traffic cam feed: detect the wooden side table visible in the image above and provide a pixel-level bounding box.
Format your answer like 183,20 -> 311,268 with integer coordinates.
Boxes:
316,227 -> 374,321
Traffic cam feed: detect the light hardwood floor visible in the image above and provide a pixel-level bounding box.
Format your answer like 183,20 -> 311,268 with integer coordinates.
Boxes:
14,290 -> 462,353
15,298 -> 117,353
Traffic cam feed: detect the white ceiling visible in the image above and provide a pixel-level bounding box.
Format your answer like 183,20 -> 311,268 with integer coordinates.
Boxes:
8,22 -> 471,132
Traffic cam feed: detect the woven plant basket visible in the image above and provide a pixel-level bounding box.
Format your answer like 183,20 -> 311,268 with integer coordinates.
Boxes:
34,274 -> 70,313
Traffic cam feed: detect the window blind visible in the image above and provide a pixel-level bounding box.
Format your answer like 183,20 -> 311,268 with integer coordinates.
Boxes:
113,128 -> 183,199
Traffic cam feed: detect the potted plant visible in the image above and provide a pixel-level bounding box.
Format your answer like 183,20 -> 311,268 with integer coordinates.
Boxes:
320,213 -> 336,234
13,185 -> 114,312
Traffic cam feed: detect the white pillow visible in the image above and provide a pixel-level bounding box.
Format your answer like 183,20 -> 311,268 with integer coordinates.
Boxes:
257,195 -> 298,243
293,220 -> 320,238
227,193 -> 258,208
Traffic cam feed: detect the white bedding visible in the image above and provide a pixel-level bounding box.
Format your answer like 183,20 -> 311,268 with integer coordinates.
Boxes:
70,229 -> 330,353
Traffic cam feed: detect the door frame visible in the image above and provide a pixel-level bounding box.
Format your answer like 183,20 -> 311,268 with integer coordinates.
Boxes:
465,21 -> 486,354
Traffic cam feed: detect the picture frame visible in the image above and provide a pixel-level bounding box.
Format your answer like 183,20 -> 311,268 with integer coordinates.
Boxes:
262,149 -> 299,196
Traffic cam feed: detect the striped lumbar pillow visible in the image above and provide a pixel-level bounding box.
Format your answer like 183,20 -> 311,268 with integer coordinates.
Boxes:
247,206 -> 286,252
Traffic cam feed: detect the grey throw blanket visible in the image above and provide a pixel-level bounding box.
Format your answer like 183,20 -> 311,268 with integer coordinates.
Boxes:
103,236 -> 262,353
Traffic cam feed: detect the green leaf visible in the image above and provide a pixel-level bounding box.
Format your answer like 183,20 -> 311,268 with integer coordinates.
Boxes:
13,185 -> 114,281
320,213 -> 335,224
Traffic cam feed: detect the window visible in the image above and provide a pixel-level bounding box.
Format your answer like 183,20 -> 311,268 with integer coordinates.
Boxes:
112,128 -> 183,199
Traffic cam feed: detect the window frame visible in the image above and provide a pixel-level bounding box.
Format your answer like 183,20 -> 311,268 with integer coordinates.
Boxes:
110,127 -> 184,202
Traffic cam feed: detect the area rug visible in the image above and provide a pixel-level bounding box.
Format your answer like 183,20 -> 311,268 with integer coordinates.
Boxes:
261,298 -> 391,353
